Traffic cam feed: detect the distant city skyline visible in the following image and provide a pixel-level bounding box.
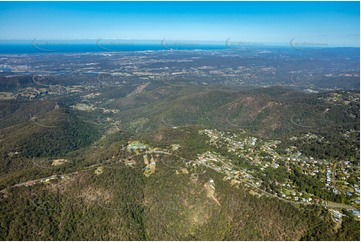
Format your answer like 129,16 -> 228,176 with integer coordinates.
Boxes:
0,1 -> 359,47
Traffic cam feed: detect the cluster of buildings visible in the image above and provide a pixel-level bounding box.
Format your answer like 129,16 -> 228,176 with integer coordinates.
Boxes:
322,91 -> 359,106
198,129 -> 360,216
325,166 -> 333,188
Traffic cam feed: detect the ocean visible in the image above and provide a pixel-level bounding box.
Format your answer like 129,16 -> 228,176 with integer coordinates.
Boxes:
0,40 -> 228,54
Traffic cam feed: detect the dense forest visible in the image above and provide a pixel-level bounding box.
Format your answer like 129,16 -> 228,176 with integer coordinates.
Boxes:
0,86 -> 359,240
1,159 -> 359,240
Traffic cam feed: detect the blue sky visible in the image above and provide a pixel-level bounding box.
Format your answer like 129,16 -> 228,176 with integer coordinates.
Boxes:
0,1 -> 359,46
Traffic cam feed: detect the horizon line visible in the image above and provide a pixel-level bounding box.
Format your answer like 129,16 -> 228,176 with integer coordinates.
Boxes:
0,39 -> 359,48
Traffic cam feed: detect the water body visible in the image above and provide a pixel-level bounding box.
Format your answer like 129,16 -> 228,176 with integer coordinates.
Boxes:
0,40 -> 228,54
